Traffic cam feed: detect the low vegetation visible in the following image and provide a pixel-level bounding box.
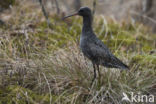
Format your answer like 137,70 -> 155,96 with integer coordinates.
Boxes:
0,2 -> 155,104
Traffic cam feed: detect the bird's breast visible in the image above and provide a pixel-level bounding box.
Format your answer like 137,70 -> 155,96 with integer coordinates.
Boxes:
80,35 -> 87,49
80,35 -> 92,59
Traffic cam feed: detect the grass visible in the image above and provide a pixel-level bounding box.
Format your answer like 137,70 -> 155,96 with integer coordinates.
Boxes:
0,1 -> 156,104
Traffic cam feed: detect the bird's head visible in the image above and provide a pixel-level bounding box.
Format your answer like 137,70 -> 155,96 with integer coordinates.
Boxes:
63,7 -> 92,19
78,7 -> 92,17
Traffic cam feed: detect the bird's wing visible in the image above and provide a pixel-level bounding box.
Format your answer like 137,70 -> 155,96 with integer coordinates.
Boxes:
89,38 -> 129,69
89,39 -> 112,60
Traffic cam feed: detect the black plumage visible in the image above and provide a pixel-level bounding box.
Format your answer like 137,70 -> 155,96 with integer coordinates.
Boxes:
63,7 -> 129,84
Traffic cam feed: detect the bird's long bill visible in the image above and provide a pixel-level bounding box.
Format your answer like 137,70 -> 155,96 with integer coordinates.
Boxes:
63,12 -> 78,20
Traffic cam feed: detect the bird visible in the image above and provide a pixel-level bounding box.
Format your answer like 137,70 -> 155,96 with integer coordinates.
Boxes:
63,7 -> 129,85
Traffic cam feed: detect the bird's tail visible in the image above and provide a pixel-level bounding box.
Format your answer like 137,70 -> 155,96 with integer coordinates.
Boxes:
111,56 -> 129,70
117,61 -> 129,70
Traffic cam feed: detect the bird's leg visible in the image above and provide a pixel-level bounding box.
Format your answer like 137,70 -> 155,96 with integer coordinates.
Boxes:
91,63 -> 96,86
96,64 -> 101,84
97,65 -> 101,78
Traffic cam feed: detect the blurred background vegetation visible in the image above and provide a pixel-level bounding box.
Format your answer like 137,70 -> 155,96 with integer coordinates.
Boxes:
0,0 -> 155,104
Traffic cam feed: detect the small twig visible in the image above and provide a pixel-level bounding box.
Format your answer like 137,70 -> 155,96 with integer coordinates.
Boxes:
24,29 -> 29,45
38,0 -> 51,28
62,0 -> 70,12
42,72 -> 52,104
92,0 -> 97,17
73,0 -> 81,11
131,11 -> 156,24
142,0 -> 153,13
54,0 -> 60,14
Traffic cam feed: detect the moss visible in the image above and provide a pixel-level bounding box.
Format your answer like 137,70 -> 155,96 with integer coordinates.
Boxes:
131,54 -> 156,68
0,85 -> 51,104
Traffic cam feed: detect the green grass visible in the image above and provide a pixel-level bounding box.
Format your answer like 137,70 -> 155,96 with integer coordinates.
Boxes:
0,2 -> 156,104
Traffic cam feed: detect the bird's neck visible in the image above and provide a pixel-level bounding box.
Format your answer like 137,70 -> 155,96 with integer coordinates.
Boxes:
82,16 -> 93,33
